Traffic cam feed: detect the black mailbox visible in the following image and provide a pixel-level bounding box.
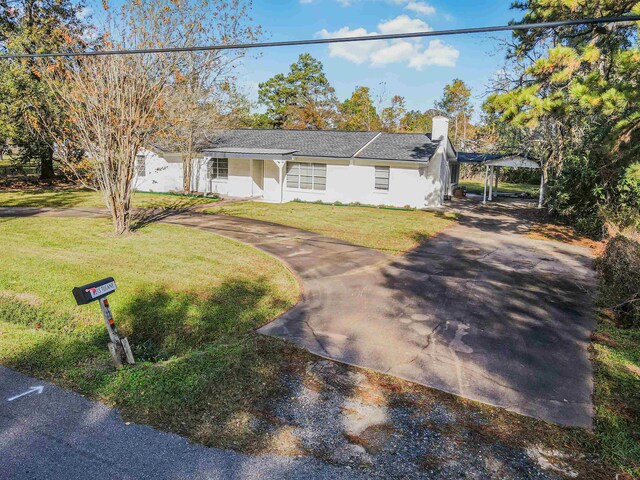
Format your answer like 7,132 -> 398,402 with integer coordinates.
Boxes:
72,277 -> 117,305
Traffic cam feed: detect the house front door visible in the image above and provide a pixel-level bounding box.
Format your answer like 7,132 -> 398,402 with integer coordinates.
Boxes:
252,159 -> 264,197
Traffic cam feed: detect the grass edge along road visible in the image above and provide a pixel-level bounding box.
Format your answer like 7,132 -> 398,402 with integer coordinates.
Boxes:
0,215 -> 300,452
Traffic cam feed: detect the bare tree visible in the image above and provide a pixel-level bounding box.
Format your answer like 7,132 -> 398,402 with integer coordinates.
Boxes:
47,53 -> 172,234
157,1 -> 261,192
42,0 -> 260,233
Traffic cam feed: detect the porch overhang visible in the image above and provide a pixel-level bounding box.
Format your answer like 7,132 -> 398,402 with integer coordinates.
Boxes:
203,147 -> 297,161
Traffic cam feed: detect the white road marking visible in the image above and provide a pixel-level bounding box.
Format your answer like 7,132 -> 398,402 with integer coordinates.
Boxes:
7,386 -> 44,402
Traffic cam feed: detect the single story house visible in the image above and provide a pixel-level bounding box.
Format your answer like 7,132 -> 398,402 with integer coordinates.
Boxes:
135,116 -> 458,209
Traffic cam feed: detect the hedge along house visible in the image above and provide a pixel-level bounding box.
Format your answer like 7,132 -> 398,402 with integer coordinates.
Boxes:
135,116 -> 458,209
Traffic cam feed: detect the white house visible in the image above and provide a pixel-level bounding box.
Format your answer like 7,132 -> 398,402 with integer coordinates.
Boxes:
135,116 -> 459,209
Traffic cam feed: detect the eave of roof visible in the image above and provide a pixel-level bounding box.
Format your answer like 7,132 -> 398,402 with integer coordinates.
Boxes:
457,152 -> 539,168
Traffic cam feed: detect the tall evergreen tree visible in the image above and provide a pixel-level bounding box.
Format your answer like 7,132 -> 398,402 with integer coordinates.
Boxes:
338,86 -> 381,131
486,0 -> 640,231
258,54 -> 338,129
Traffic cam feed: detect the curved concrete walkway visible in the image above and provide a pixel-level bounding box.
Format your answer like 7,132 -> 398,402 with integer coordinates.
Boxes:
0,201 -> 596,427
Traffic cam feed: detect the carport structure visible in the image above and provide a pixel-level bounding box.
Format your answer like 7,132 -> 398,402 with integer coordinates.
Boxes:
457,153 -> 541,206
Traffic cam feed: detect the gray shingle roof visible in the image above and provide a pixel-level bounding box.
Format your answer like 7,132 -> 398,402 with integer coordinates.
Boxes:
355,132 -> 437,161
204,129 -> 440,162
207,129 -> 379,159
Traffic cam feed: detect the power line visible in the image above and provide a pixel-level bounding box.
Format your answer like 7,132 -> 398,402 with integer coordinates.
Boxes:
0,15 -> 638,59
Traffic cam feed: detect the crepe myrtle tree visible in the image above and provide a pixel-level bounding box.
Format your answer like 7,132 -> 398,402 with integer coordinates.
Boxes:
43,0 -> 260,233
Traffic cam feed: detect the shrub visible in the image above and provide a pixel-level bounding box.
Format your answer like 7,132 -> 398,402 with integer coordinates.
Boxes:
597,234 -> 640,328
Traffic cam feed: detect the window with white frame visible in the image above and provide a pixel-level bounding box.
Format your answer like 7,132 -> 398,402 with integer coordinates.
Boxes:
286,162 -> 326,191
207,158 -> 228,181
374,166 -> 390,191
135,154 -> 146,177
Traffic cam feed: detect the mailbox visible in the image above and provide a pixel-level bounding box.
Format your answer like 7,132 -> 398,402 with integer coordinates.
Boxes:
71,276 -> 133,367
72,277 -> 117,306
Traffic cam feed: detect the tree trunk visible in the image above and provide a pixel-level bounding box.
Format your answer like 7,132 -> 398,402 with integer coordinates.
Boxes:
538,163 -> 548,209
107,192 -> 131,235
40,145 -> 55,180
182,124 -> 195,192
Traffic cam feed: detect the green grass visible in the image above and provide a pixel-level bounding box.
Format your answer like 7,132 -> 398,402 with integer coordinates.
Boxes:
459,180 -> 540,196
0,188 -> 218,209
205,201 -> 456,254
590,314 -> 640,477
0,217 -> 300,450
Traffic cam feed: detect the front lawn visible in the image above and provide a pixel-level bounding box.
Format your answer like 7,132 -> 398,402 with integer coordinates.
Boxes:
459,180 -> 540,196
0,216 -> 299,451
205,201 -> 456,254
0,188 -> 217,209
0,213 -> 628,476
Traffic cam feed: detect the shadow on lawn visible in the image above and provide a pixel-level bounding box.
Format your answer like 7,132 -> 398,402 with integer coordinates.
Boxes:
0,188 -> 95,208
130,197 -> 211,231
122,277 -> 291,360
2,276 -> 296,452
1,277 -> 616,477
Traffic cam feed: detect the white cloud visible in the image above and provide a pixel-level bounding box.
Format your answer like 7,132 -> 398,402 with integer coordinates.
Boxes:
316,27 -> 382,64
404,1 -> 436,16
300,0 -> 313,3
337,0 -> 352,5
317,16 -> 458,70
377,14 -> 431,34
370,41 -> 415,65
409,39 -> 459,68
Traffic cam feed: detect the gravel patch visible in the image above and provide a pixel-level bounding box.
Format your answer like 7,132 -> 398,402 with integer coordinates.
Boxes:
258,359 -> 572,479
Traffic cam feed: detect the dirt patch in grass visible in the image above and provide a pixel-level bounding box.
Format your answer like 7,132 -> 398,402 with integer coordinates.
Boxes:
517,207 -> 605,254
526,222 -> 604,254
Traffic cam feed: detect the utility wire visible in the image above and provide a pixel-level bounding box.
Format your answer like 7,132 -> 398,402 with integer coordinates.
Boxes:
0,15 -> 638,59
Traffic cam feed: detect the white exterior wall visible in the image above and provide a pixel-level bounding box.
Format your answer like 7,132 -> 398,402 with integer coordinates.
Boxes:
262,157 -> 445,209
191,157 -> 256,196
134,149 -> 451,208
134,149 -> 183,193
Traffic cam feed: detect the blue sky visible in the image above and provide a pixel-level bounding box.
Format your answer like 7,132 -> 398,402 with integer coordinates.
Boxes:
83,0 -> 523,119
237,0 -> 522,118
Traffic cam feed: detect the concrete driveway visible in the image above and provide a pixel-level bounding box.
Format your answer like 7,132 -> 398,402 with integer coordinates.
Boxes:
250,201 -> 595,428
0,200 -> 596,427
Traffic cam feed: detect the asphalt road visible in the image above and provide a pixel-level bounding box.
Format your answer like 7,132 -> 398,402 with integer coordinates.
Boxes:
0,366 -> 366,480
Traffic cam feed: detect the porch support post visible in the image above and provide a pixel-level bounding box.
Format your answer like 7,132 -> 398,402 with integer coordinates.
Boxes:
274,160 -> 286,204
482,164 -> 489,204
489,165 -> 494,200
